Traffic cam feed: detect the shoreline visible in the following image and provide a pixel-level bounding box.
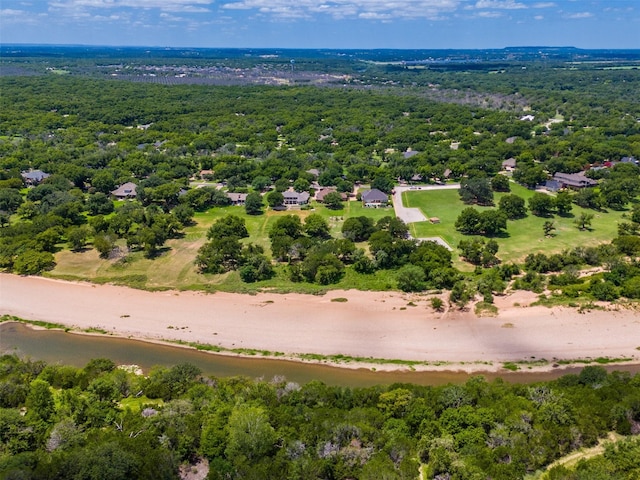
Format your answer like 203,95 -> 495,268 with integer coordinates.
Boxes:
4,319 -> 640,376
1,273 -> 640,374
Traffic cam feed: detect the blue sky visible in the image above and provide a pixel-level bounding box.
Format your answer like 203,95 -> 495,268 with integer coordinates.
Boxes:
1,1 -> 638,49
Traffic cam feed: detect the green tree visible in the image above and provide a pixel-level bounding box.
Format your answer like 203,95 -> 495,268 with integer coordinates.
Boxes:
575,212 -> 594,231
266,190 -> 284,208
543,220 -> 556,237
304,213 -> 330,239
396,264 -> 426,292
26,379 -> 55,422
528,192 -> 555,217
491,174 -> 510,192
13,250 -> 56,275
323,191 -> 344,210
207,215 -> 249,240
554,191 -> 574,216
226,404 -> 276,461
67,225 -> 91,251
459,177 -> 494,205
244,192 -> 263,215
498,194 -> 526,219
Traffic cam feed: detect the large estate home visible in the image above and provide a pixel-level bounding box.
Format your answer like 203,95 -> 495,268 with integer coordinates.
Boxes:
111,182 -> 138,199
553,172 -> 598,189
226,192 -> 247,206
361,188 -> 389,207
283,190 -> 310,206
21,169 -> 50,185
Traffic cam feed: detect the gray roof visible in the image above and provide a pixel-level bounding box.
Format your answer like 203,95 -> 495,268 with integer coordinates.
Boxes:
111,182 -> 138,197
226,192 -> 247,202
553,172 -> 597,188
362,189 -> 388,203
21,170 -> 50,182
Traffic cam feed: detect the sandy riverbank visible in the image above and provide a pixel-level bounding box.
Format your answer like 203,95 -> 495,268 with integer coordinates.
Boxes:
1,274 -> 639,373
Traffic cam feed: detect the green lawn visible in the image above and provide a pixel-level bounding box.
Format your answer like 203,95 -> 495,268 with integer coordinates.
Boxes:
50,200 -> 397,292
405,183 -> 626,264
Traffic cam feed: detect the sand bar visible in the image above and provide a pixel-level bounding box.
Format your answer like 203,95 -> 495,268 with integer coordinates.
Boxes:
1,274 -> 639,372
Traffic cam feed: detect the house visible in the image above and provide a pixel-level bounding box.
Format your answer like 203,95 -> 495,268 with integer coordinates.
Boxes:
520,114 -> 535,121
306,168 -> 320,178
502,158 -> 517,172
553,172 -> 597,189
21,170 -> 50,185
316,187 -> 347,203
621,156 -> 639,165
283,190 -> 310,206
403,150 -> 419,159
111,182 -> 138,199
226,192 -> 247,206
361,188 -> 388,207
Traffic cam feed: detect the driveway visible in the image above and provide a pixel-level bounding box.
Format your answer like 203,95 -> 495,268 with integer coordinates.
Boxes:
393,184 -> 460,224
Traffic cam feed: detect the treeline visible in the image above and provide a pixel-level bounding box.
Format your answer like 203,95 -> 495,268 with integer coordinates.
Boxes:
1,355 -> 639,479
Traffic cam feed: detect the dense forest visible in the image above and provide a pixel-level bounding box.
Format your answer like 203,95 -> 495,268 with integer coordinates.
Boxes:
1,49 -> 640,302
1,355 -> 639,479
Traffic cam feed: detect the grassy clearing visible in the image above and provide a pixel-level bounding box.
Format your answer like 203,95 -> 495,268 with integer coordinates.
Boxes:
405,183 -> 625,265
50,201 -> 399,292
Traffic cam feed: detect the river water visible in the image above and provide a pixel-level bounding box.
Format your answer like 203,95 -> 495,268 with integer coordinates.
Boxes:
2,322 -> 638,387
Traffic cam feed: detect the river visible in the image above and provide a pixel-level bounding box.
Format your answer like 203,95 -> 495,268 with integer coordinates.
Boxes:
3,322 -> 638,387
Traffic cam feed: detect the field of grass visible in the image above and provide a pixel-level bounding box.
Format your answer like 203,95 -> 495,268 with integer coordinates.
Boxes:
405,183 -> 626,265
50,200 -> 397,292
50,185 -> 627,291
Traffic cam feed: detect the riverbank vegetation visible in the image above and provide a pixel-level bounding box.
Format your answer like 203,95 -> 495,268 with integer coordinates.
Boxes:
1,49 -> 640,308
1,354 -> 639,479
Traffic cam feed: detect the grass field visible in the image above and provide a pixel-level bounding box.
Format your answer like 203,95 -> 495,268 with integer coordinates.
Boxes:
50,185 -> 626,291
404,183 -> 626,265
50,200 -> 397,292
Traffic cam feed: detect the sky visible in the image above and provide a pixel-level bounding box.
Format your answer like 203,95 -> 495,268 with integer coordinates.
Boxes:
1,0 -> 638,50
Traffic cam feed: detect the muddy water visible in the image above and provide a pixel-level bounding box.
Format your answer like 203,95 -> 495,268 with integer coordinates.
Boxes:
2,322 -> 638,387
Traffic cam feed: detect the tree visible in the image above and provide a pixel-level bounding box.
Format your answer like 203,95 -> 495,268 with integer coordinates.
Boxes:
304,214 -> 330,239
574,188 -> 602,210
323,191 -> 344,210
449,281 -> 474,308
244,192 -> 263,215
543,220 -> 556,237
455,208 -> 483,235
67,225 -> 91,251
491,174 -> 510,192
251,175 -> 271,192
513,164 -> 547,189
554,191 -> 573,216
498,194 -> 526,219
207,215 -> 249,240
26,379 -> 55,422
13,250 -> 56,275
225,404 -> 276,461
371,175 -> 395,194
342,216 -> 375,242
266,190 -> 284,209
0,188 -> 23,214
396,264 -> 426,292
459,177 -> 494,205
87,192 -> 114,216
528,192 -> 555,217
574,212 -> 594,231
93,233 -> 117,258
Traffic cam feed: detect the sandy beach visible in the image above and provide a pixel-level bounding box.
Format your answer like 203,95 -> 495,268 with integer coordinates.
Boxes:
1,273 -> 639,372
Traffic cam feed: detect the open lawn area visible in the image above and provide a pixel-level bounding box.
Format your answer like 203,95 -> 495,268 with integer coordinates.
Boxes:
404,183 -> 627,265
50,200 -> 397,292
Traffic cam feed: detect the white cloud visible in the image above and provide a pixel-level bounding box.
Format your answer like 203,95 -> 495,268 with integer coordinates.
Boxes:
474,0 -> 526,9
476,10 -> 503,17
565,11 -> 593,19
49,0 -> 213,13
534,14 -> 543,19
532,2 -> 554,8
221,1 -> 461,20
